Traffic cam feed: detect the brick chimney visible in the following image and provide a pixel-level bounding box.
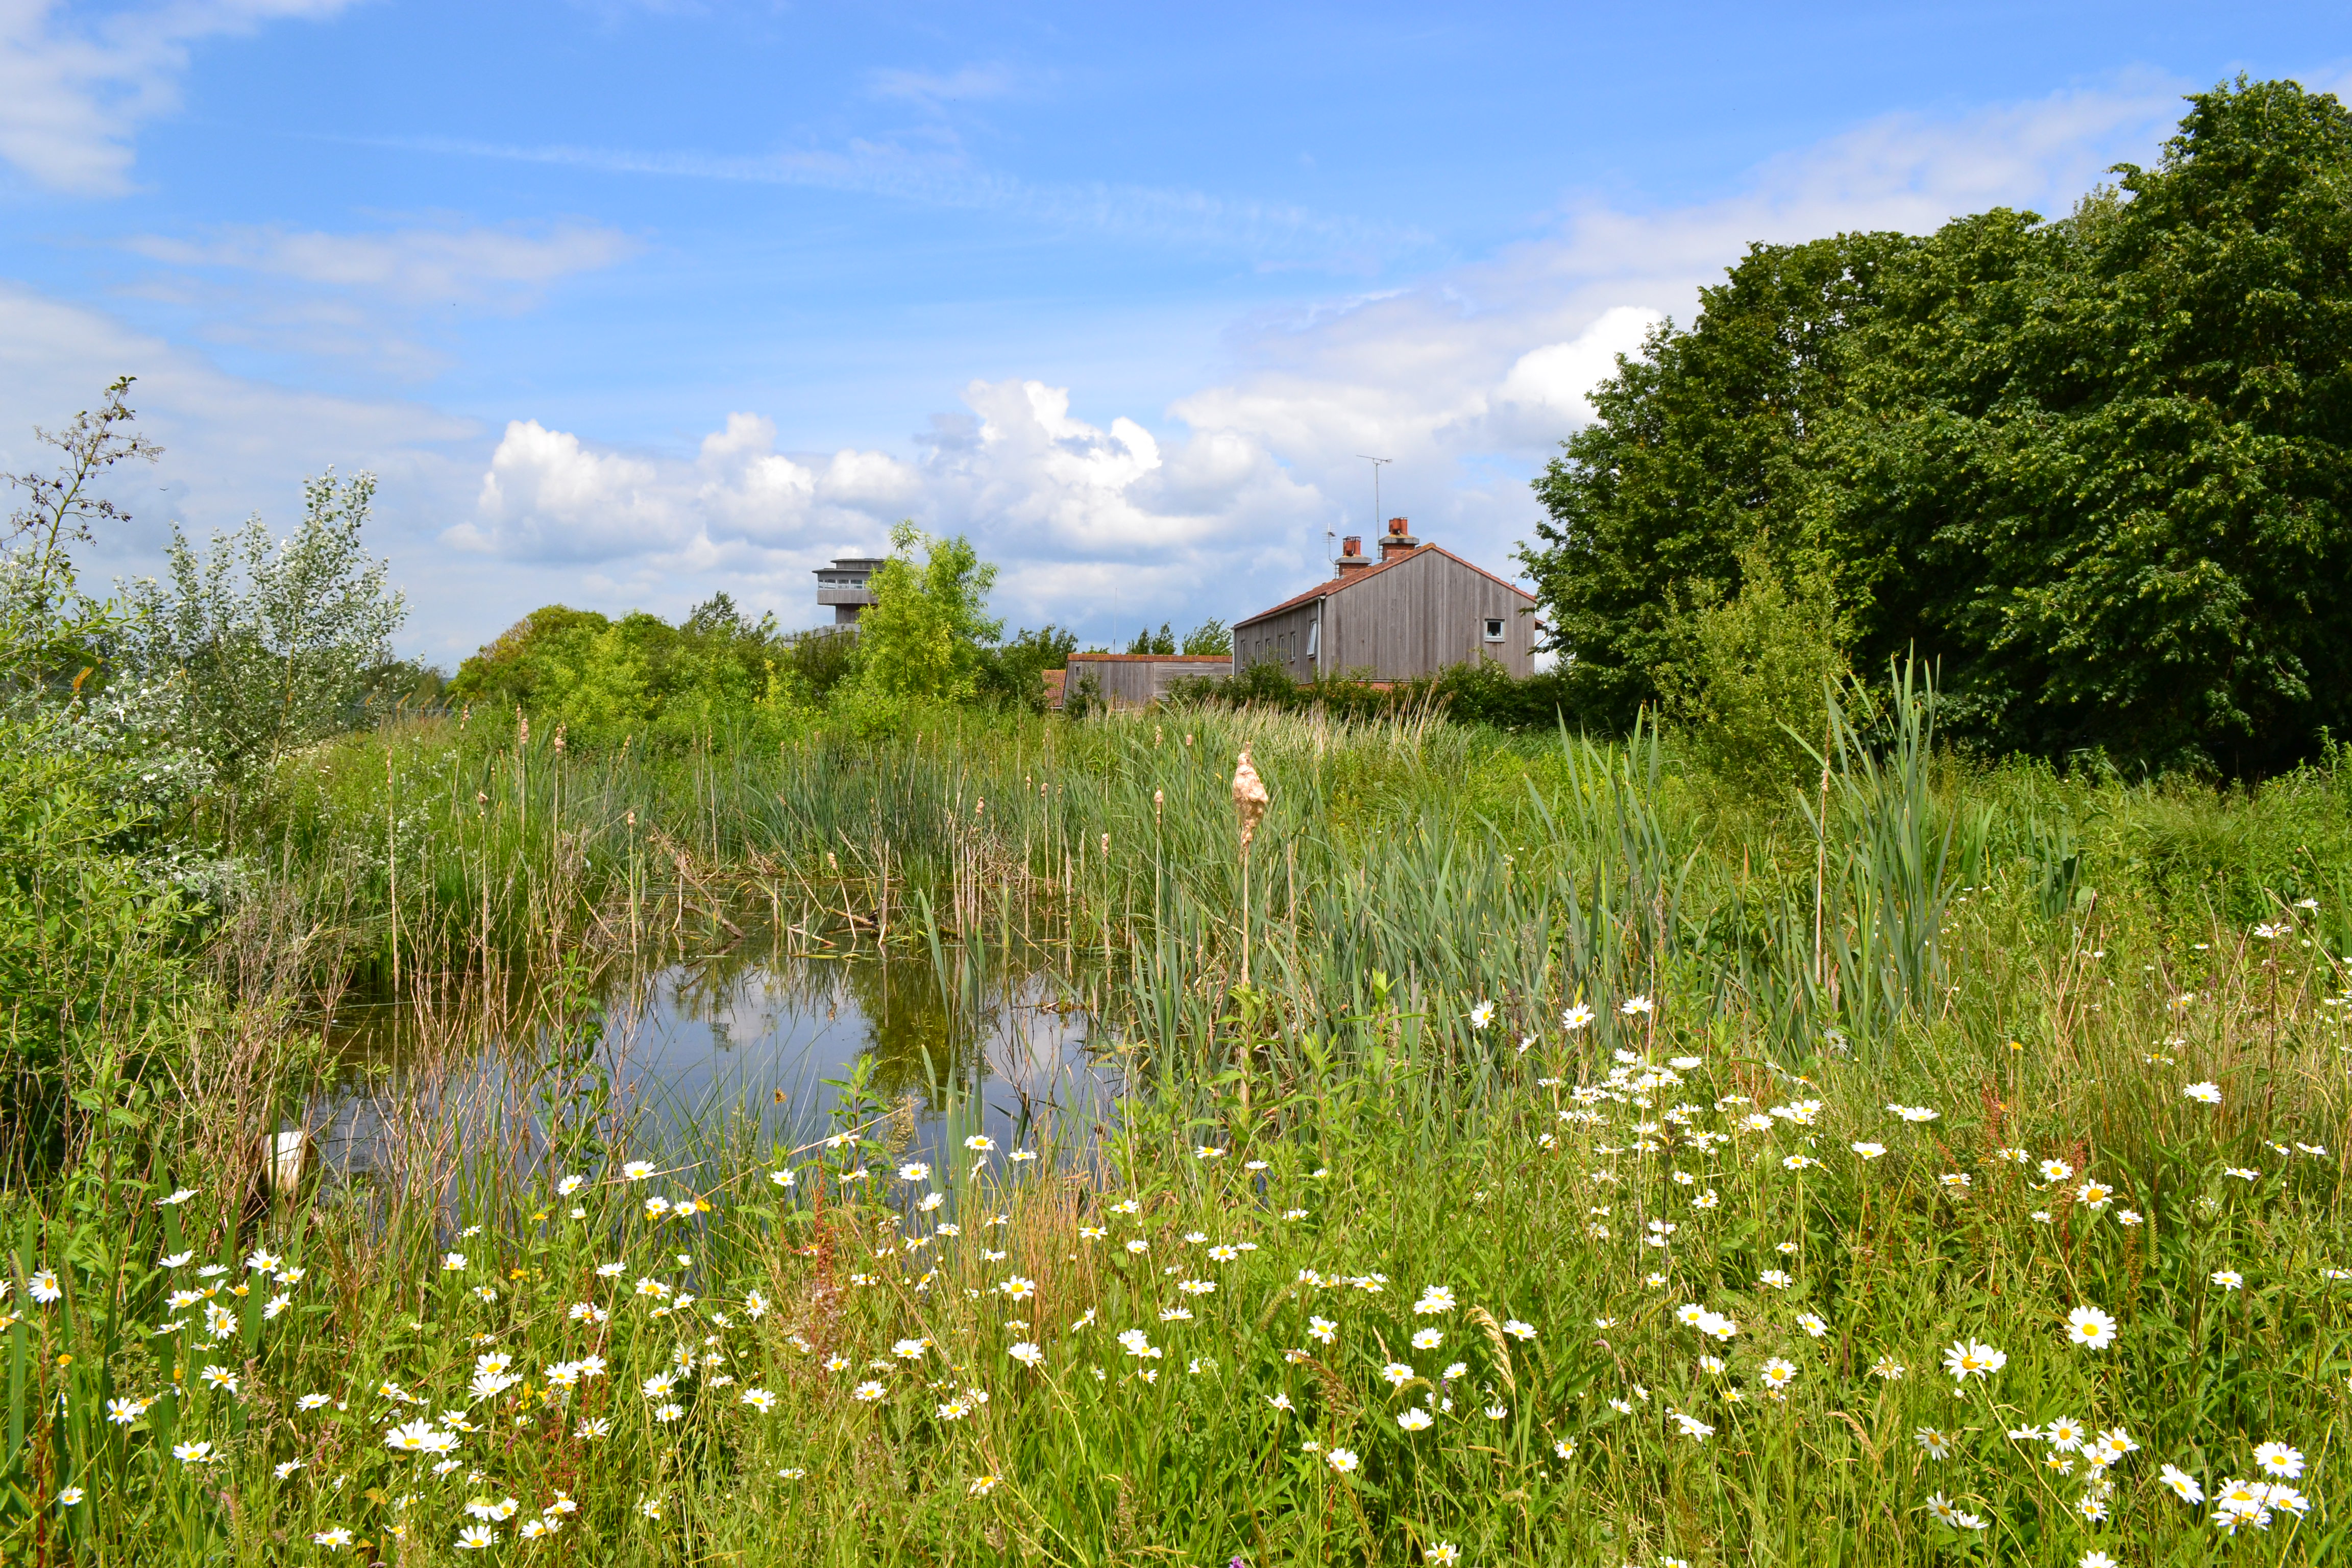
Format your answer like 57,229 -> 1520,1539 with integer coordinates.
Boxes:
1379,516 -> 1420,562
1334,534 -> 1373,579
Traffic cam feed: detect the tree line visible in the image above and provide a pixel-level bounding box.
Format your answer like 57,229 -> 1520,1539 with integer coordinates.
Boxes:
1517,78 -> 2352,777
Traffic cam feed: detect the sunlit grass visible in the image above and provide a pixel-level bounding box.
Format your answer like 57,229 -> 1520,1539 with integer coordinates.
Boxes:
7,697 -> 2352,1563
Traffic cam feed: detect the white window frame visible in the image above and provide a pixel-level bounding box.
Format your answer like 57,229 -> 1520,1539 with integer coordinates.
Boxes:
1482,617 -> 1506,643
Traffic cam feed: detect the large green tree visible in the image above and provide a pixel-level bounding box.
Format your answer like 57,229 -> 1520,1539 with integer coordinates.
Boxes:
1520,231 -> 1909,728
853,520 -> 1002,703
1523,79 -> 2352,773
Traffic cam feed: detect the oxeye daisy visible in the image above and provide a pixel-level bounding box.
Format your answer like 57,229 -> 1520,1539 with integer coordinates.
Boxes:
2254,1441 -> 2305,1479
2066,1304 -> 2117,1349
1941,1339 -> 2005,1382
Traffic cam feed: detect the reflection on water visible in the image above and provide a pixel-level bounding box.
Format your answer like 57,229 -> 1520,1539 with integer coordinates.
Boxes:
315,940 -> 1128,1175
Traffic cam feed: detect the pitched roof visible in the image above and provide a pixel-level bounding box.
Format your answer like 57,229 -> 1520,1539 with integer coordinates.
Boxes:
1233,546 -> 1537,630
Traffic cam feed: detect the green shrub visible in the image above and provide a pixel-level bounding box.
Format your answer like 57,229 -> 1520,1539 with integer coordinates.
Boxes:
1656,541 -> 1852,799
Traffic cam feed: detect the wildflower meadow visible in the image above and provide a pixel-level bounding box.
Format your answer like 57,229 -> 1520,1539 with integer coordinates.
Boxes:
5,685 -> 2350,1566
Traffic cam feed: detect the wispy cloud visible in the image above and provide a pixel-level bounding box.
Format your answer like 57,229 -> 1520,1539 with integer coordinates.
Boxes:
364,133 -> 1430,271
115,219 -> 639,375
0,0 -> 356,195
124,222 -> 640,304
867,62 -> 1022,110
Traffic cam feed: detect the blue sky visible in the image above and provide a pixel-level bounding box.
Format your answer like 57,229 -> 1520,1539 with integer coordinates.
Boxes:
2,2 -> 2346,663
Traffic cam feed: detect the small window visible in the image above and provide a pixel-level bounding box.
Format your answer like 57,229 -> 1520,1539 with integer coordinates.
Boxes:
1483,618 -> 1506,642
1306,620 -> 1319,657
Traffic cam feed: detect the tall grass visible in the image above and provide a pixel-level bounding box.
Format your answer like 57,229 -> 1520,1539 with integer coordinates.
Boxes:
5,690 -> 2351,1562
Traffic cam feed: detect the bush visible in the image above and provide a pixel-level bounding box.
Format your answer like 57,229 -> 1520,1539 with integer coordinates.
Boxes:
1655,541 -> 1851,798
447,594 -> 802,750
118,469 -> 408,782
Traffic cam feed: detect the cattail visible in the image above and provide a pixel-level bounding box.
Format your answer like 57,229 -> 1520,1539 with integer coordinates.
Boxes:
1100,832 -> 1111,857
516,707 -> 528,748
1154,788 -> 1163,827
975,798 -> 986,820
552,724 -> 566,754
626,810 -> 636,828
1232,749 -> 1268,851
460,703 -> 471,729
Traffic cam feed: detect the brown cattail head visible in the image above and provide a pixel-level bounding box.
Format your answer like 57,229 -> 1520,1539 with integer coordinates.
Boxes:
1232,749 -> 1269,850
552,724 -> 566,753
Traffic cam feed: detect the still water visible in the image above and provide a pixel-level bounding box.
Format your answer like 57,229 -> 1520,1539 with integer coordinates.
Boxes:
312,941 -> 1130,1178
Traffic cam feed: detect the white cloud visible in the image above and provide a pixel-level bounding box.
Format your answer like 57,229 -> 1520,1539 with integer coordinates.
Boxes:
124,223 -> 639,305
0,1 -> 355,195
868,62 -> 1020,110
439,375 -> 1328,633
423,79 -> 2201,642
0,75 -> 2217,659
377,134 -> 1427,271
1495,306 -> 1665,429
1141,77 -> 2193,599
113,220 -> 640,376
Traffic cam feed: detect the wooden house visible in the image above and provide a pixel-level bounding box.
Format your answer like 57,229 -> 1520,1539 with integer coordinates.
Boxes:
1231,519 -> 1537,682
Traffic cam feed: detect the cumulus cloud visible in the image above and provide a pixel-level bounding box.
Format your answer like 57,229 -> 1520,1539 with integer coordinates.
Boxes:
446,380 -> 1325,629
0,0 -> 354,195
1494,306 -> 1666,431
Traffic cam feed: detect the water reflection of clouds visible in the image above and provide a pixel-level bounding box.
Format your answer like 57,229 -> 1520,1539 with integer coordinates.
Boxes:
317,948 -> 1124,1178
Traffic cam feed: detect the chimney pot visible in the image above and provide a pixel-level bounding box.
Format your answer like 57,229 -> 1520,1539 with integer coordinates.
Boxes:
1342,535 -> 1361,557
1378,517 -> 1421,561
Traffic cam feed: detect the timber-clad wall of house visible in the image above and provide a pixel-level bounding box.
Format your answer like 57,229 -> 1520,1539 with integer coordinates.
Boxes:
1231,527 -> 1537,684
1232,601 -> 1322,682
1324,549 -> 1535,679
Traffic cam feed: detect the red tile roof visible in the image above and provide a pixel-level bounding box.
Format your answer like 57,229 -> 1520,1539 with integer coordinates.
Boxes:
1233,546 -> 1536,630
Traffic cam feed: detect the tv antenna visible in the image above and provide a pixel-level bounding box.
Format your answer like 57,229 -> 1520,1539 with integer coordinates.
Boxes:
1352,454 -> 1391,557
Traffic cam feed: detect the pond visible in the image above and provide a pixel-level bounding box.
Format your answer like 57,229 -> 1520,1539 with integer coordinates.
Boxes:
308,937 -> 1131,1183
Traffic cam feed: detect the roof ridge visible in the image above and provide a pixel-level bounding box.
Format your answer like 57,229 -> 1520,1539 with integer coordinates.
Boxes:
1233,545 -> 1534,629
